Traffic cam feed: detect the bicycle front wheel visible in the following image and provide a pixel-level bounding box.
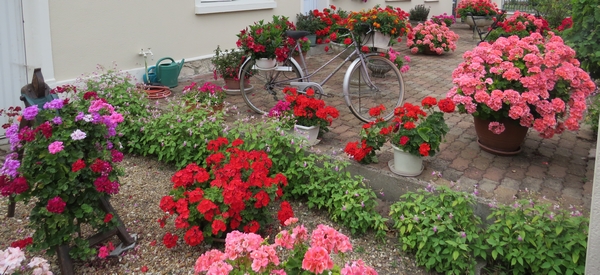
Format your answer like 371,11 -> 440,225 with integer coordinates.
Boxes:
342,55 -> 405,123
240,59 -> 303,115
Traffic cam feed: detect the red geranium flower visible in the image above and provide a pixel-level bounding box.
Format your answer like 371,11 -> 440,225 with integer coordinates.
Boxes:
163,232 -> 178,248
104,213 -> 113,223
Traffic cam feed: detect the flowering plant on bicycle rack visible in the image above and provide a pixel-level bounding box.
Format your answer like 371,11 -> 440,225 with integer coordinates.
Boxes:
407,21 -> 460,55
344,105 -> 394,164
275,87 -> 340,135
446,32 -> 596,138
158,137 -> 292,248
237,15 -> 294,62
312,5 -> 350,44
485,11 -> 550,43
455,0 -> 498,18
389,97 -> 454,157
347,5 -> 411,42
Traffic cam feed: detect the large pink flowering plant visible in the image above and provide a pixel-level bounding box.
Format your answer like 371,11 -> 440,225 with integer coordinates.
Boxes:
407,21 -> 460,55
193,218 -> 378,275
446,32 -> 596,138
0,87 -> 125,260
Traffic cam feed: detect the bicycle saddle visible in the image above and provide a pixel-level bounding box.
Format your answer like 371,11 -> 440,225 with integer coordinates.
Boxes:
286,30 -> 311,40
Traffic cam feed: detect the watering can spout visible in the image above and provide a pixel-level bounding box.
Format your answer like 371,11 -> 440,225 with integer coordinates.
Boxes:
177,59 -> 185,75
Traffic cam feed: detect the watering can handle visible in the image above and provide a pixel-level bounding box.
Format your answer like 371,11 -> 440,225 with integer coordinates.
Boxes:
156,57 -> 175,66
147,66 -> 156,73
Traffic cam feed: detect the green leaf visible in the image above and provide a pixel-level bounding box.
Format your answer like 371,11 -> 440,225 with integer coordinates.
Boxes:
492,250 -> 498,260
572,252 -> 579,264
81,204 -> 93,213
452,250 -> 459,260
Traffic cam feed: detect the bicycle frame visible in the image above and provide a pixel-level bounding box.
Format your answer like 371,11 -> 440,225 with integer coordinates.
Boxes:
237,30 -> 378,95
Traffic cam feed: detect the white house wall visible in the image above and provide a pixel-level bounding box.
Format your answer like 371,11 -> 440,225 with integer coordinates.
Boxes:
47,0 -> 299,84
43,0 -> 451,85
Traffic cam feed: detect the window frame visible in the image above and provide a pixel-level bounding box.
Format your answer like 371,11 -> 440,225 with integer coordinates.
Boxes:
195,0 -> 277,15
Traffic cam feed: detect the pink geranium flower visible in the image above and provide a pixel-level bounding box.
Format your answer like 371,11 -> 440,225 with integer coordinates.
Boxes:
48,141 -> 64,154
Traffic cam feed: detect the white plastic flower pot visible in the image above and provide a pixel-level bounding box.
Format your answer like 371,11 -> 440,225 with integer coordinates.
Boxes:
362,31 -> 391,50
293,124 -> 320,146
389,145 -> 424,177
254,58 -> 277,70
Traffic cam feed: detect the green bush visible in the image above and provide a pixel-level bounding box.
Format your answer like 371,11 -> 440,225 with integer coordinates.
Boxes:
585,92 -> 600,135
389,186 -> 486,274
409,5 -> 430,22
564,0 -> 600,79
531,0 -> 572,28
485,199 -> 588,274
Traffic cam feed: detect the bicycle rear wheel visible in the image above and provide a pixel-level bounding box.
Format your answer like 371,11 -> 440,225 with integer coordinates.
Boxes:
342,55 -> 404,123
240,59 -> 302,115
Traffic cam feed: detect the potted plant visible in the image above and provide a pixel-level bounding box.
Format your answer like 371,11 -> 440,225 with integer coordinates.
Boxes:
407,21 -> 460,55
431,13 -> 456,27
446,32 -> 597,155
485,11 -> 550,43
290,37 -> 311,65
455,0 -> 499,29
347,5 -> 411,49
236,15 -> 292,69
313,6 -> 349,42
408,4 -> 431,24
295,11 -> 325,46
211,46 -> 247,93
388,97 -> 455,176
0,88 -> 126,261
267,87 -> 339,145
159,137 -> 292,248
181,81 -> 226,112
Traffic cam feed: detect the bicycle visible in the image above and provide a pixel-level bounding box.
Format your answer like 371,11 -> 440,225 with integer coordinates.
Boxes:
237,26 -> 405,122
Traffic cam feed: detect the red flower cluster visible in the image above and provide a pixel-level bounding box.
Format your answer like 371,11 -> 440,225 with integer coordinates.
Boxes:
344,140 -> 374,162
345,105 -> 394,164
46,196 -> 66,214
0,106 -> 22,129
104,213 -> 113,223
557,17 -> 573,32
163,232 -> 178,249
10,237 -> 33,249
311,6 -> 348,43
72,159 -> 86,172
0,176 -> 29,196
277,201 -> 295,226
160,137 -> 291,248
283,87 -> 339,129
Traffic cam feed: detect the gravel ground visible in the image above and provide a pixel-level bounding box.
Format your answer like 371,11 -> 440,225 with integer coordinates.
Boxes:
1,154 -> 433,275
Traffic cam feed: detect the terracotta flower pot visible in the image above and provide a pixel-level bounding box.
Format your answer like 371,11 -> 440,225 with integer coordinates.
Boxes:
473,117 -> 528,155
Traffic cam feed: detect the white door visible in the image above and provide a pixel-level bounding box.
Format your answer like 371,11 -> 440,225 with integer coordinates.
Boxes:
0,0 -> 27,139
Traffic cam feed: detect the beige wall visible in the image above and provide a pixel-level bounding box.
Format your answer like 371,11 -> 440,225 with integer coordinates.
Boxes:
46,0 -> 451,82
48,0 -> 299,81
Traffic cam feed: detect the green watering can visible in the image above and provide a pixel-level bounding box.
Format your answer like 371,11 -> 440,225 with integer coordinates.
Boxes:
155,57 -> 185,88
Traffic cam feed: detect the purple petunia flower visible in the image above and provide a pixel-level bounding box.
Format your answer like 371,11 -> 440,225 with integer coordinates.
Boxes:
43,99 -> 65,110
52,116 -> 63,125
22,106 -> 39,121
0,153 -> 21,178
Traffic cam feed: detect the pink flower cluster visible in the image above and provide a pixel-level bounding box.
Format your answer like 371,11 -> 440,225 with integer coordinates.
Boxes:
446,32 -> 596,138
193,220 -> 376,275
0,247 -> 52,275
407,21 -> 460,55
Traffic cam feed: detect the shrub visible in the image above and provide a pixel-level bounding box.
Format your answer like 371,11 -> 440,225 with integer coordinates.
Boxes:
484,198 -> 588,274
389,186 -> 487,274
564,0 -> 600,80
409,4 -> 430,22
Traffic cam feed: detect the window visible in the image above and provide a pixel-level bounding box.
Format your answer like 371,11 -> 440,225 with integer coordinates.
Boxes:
195,0 -> 277,15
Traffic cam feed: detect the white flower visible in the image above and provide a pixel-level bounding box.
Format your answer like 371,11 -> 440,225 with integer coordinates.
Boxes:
70,129 -> 87,141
